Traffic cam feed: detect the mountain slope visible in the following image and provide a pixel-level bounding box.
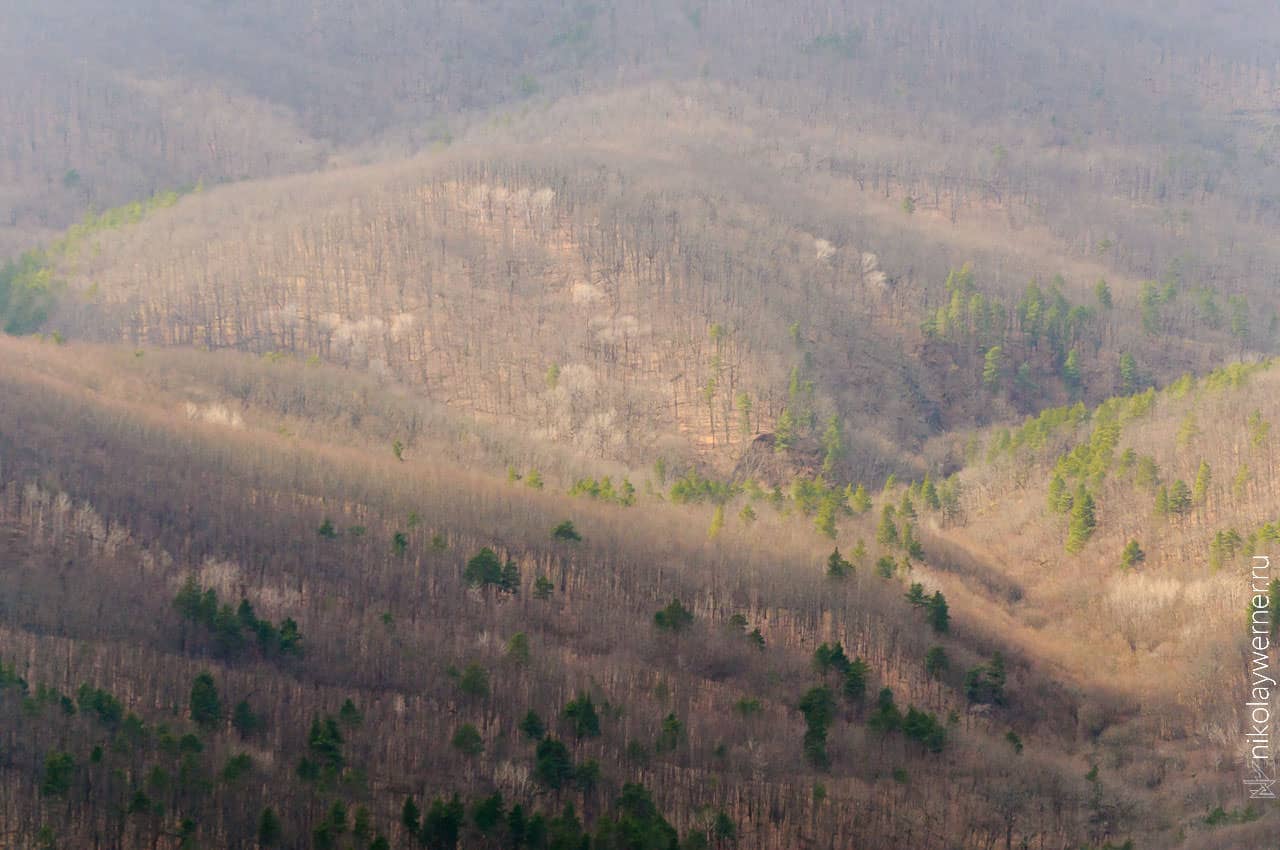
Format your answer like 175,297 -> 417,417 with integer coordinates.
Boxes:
0,336 -> 1121,849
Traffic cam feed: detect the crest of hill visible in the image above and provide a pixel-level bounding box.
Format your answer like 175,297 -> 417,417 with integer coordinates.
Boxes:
46,116 -> 1278,484
51,146 -> 949,478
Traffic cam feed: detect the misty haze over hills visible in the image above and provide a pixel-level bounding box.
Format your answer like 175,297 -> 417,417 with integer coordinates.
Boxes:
2,2 -> 1280,849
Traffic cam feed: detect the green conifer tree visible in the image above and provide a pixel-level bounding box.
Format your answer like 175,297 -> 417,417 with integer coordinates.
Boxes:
1066,486 -> 1096,553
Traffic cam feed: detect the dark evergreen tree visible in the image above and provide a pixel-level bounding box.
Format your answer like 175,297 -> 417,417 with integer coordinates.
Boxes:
867,688 -> 901,736
421,795 -> 465,850
843,657 -> 871,703
825,546 -> 852,578
813,642 -> 852,676
654,599 -> 694,633
1066,485 -> 1097,553
534,736 -> 574,789
189,672 -> 222,730
562,693 -> 602,739
519,709 -> 546,740
257,807 -> 283,846
472,792 -> 505,834
552,520 -> 582,541
402,797 -> 421,835
927,592 -> 950,634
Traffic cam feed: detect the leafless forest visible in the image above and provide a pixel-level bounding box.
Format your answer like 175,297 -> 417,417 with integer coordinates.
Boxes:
2,2 -> 1280,849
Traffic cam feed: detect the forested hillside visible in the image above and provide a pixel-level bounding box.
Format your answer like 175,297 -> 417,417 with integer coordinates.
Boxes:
0,338 -> 1098,849
3,1 -> 1280,848
29,134 -> 1274,480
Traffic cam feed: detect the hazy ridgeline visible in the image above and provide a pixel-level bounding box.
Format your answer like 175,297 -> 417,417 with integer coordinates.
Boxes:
2,2 -> 1280,848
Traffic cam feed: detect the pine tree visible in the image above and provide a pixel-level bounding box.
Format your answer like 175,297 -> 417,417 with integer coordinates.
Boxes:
472,793 -> 505,834
921,474 -> 941,511
465,547 -> 503,587
708,505 -> 725,540
402,797 -> 421,835
1209,532 -> 1227,570
1168,479 -> 1192,516
1047,472 -> 1070,513
654,599 -> 694,633
1155,486 -> 1169,516
1119,353 -> 1138,393
798,686 -> 836,769
1120,540 -> 1145,569
353,806 -> 372,841
826,547 -> 852,579
821,416 -> 843,474
902,523 -> 925,561
867,687 -> 901,736
903,706 -> 947,753
1210,529 -> 1243,569
848,483 -> 872,514
457,663 -> 489,698
505,632 -> 531,665
1062,348 -> 1082,396
851,539 -> 867,566
189,672 -> 222,730
655,713 -> 684,752
1135,455 -> 1161,491
965,654 -> 1007,705
876,505 -> 899,546
1066,485 -> 1096,553
421,796 -> 465,849
533,737 -> 574,789
939,477 -> 963,524
533,576 -> 555,599
898,494 -> 917,521
1248,410 -> 1272,447
1193,460 -> 1211,506
451,723 -> 484,756
1095,279 -> 1113,309
500,560 -> 520,594
257,807 -> 283,847
40,752 -> 74,797
813,642 -> 851,676
843,658 -> 870,702
562,694 -> 601,739
507,806 -> 527,849
774,408 -> 796,453
1234,464 -> 1251,499
519,710 -> 546,740
551,520 -> 582,541
232,700 -> 260,738
927,592 -> 950,634
983,346 -> 1004,390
